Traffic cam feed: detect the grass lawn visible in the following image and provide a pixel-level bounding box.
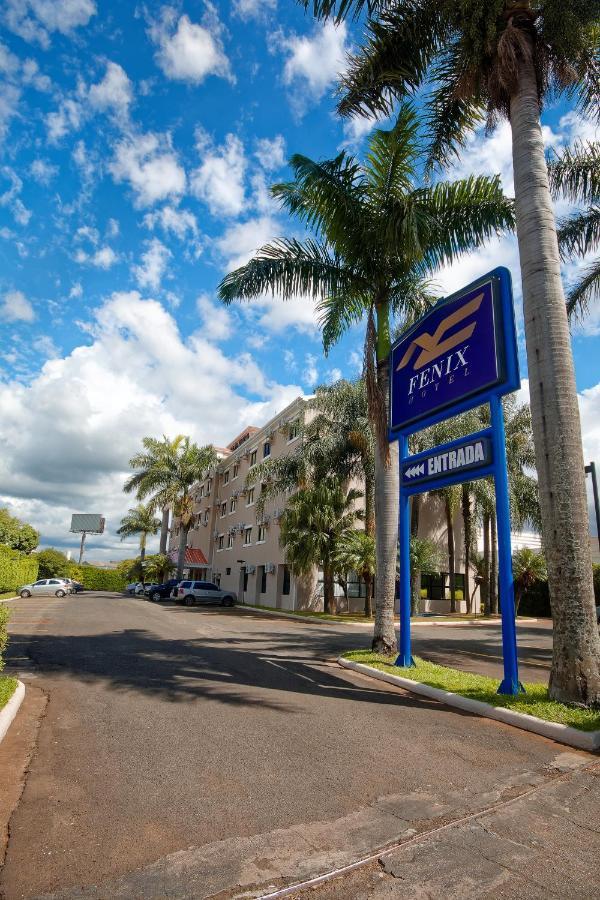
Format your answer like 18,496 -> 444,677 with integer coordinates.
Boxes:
0,591 -> 17,600
0,676 -> 18,710
342,650 -> 600,733
247,603 -> 373,623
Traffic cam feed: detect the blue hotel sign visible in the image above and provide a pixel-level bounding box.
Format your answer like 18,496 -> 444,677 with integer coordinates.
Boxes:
401,435 -> 492,488
390,268 -> 519,436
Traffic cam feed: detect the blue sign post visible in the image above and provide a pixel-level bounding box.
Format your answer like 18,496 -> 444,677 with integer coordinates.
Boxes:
389,267 -> 524,695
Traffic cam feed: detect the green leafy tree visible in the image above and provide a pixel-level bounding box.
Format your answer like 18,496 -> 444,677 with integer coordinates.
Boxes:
142,554 -> 176,584
513,547 -> 548,614
0,508 -> 39,554
333,529 -> 376,615
126,437 -> 217,579
548,141 -> 600,319
280,478 -> 363,614
219,108 -> 513,654
35,548 -> 70,579
303,0 -> 600,707
409,536 -> 440,616
116,504 -> 162,563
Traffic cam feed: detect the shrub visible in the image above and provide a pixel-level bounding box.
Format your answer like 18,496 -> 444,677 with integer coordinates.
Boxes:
0,547 -> 38,593
0,605 -> 9,671
34,548 -> 70,579
76,567 -> 128,592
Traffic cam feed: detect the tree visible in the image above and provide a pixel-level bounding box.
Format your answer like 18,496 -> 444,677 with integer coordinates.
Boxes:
125,436 -> 187,555
35,548 -> 70,579
142,554 -> 176,584
0,508 -> 39,554
125,436 -> 217,580
409,536 -> 440,616
219,108 -> 513,654
513,547 -> 547,614
116,505 -> 161,563
304,0 -> 600,707
279,478 -> 363,614
334,529 -> 376,615
548,141 -> 600,320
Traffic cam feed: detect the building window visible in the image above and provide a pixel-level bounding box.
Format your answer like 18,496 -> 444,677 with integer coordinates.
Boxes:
199,486 -> 204,498
217,535 -> 224,551
233,463 -> 239,479
288,420 -> 300,442
249,449 -> 257,467
230,497 -> 237,514
243,569 -> 249,591
206,478 -> 212,496
246,487 -> 255,506
204,510 -> 209,525
263,441 -> 271,458
226,567 -> 231,576
223,470 -> 229,485
260,567 -> 267,594
227,533 -> 233,549
282,565 -> 291,596
243,527 -> 252,546
220,502 -> 227,517
257,524 -> 266,543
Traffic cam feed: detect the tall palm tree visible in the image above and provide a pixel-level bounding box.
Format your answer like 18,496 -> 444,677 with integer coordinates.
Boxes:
548,141 -> 600,319
125,437 -> 217,579
116,505 -> 162,563
303,0 -> 600,705
125,436 -> 186,554
280,478 -> 363,613
219,108 -> 513,654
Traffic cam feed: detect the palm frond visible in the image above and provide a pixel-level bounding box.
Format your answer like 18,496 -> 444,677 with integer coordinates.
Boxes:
557,206 -> 600,258
548,142 -> 600,205
317,291 -> 368,354
565,256 -> 600,320
301,0 -> 386,24
363,105 -> 420,203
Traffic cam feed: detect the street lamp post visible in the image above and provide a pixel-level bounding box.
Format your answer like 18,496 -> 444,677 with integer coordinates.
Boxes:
585,462 -> 600,553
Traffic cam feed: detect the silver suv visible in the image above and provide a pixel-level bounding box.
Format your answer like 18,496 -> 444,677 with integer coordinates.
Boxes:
176,580 -> 236,608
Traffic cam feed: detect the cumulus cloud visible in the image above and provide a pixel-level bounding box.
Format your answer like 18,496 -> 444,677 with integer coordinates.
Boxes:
254,134 -> 286,171
0,289 -> 35,322
46,97 -> 82,143
143,204 -> 199,240
29,158 -> 58,184
88,61 -> 133,118
302,353 -> 318,387
196,292 -> 232,341
150,6 -> 233,85
109,131 -> 186,206
233,0 -> 277,20
0,167 -> 31,225
133,237 -> 171,290
75,245 -> 118,269
191,131 -> 246,217
4,0 -> 96,49
0,291 -> 303,557
276,21 -> 348,116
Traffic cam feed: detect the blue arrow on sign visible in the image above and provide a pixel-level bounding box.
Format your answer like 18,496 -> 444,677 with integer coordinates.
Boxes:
401,434 -> 493,488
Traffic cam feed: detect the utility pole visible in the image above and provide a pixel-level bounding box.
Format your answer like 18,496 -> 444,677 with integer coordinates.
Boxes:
585,462 -> 600,553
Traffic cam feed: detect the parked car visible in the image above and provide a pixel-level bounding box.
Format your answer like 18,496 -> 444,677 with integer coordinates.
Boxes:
125,582 -> 146,595
142,583 -> 160,597
19,578 -> 73,598
175,580 -> 237,607
147,579 -> 180,602
63,578 -> 84,593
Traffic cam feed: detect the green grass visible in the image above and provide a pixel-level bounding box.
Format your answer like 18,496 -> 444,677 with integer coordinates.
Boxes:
246,602 -> 373,623
342,650 -> 600,733
0,676 -> 18,710
0,591 -> 17,600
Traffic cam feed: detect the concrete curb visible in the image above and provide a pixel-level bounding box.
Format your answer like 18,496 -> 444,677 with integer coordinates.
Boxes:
338,658 -> 600,752
0,596 -> 18,604
0,679 -> 25,745
236,605 -> 539,629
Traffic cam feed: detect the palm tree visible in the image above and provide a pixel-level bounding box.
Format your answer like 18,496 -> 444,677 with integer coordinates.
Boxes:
548,141 -> 600,320
125,436 -> 186,554
334,529 -> 376,615
513,547 -> 547,614
303,0 -> 600,706
219,108 -> 513,654
142,553 -> 176,584
280,478 -> 363,614
409,536 -> 440,616
116,505 -> 161,563
125,437 -> 217,580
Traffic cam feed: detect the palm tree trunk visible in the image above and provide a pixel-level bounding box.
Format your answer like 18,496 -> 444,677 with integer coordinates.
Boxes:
323,564 -> 334,615
140,533 -> 146,563
159,507 -> 170,555
364,474 -> 375,538
510,46 -> 600,704
462,485 -> 472,613
410,568 -> 420,616
364,573 -> 372,618
483,512 -> 491,616
372,352 -> 399,655
445,496 -> 456,613
411,494 -> 421,538
176,525 -> 189,580
490,513 -> 498,615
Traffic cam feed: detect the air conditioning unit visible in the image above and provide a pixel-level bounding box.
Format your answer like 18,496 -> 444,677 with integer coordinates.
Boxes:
246,564 -> 256,574
265,563 -> 276,574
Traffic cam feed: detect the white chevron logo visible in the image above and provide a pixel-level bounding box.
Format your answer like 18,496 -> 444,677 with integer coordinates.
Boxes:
404,463 -> 425,479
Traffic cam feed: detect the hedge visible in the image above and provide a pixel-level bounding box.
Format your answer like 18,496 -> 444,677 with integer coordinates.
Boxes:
0,605 -> 9,671
76,567 -> 128,592
0,553 -> 38,593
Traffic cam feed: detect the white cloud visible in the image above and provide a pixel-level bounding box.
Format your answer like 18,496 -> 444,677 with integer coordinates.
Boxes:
0,83 -> 20,144
0,289 -> 35,322
133,238 -> 171,290
143,204 -> 199,240
29,158 -> 58,183
255,134 -> 286,171
326,367 -> 342,384
32,334 -> 60,358
150,7 -> 233,85
277,21 -> 348,115
342,115 -> 376,150
233,0 -> 276,20
0,167 -> 31,225
0,291 -> 303,558
4,0 -> 96,48
46,97 -> 82,143
106,217 -> 119,238
215,213 -> 276,271
196,292 -> 232,341
75,246 -> 118,269
20,57 -> 51,91
88,61 -> 133,117
191,132 -> 246,217
302,353 -> 319,387
109,132 -> 186,207
69,282 -> 83,299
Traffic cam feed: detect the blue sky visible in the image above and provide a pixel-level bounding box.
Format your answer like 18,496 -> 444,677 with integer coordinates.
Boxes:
0,1 -> 598,559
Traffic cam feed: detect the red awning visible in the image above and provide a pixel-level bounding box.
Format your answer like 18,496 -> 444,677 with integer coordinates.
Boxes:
169,547 -> 208,566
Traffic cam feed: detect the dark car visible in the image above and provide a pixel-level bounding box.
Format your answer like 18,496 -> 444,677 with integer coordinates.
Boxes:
148,579 -> 180,602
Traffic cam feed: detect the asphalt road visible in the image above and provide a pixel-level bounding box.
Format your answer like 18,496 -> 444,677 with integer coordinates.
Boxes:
0,594 -> 581,899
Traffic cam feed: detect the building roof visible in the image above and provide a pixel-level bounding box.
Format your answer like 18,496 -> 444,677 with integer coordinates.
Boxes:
169,547 -> 208,566
227,426 -> 259,452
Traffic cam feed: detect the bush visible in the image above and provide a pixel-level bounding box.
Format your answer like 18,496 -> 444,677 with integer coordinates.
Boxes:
0,547 -> 38,593
76,567 -> 128,592
34,548 -> 71,579
0,605 -> 9,671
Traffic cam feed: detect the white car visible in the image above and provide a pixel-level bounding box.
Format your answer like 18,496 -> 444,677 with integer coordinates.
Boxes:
19,578 -> 73,598
126,582 -> 146,595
